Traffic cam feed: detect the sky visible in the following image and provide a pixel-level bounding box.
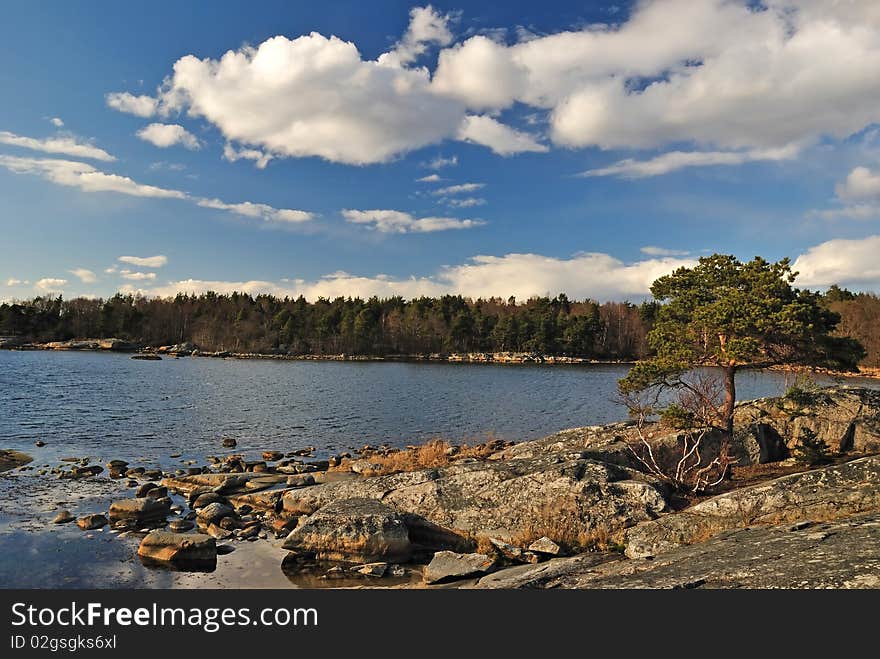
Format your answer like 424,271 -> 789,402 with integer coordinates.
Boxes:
2,0 -> 880,302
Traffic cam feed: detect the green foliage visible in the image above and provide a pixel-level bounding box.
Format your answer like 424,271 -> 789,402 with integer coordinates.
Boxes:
783,375 -> 821,407
0,293 -> 651,358
659,403 -> 697,430
792,427 -> 833,466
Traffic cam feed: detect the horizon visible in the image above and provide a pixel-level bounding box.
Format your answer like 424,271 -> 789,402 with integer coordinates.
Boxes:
3,1 -> 880,303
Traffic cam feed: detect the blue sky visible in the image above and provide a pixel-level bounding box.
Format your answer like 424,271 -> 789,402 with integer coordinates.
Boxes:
2,0 -> 880,302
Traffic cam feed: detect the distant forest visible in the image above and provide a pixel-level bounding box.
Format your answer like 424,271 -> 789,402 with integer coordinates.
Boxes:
1,285 -> 878,366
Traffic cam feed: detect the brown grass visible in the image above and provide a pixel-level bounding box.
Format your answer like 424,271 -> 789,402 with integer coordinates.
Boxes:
331,438 -> 500,477
508,499 -> 625,553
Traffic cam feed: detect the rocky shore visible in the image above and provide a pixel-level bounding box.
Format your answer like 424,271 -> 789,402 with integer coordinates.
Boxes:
6,385 -> 879,588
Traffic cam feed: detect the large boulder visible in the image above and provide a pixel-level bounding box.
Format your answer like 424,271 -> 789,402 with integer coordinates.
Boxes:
137,532 -> 216,568
282,498 -> 412,563
623,455 -> 880,558
282,454 -> 667,541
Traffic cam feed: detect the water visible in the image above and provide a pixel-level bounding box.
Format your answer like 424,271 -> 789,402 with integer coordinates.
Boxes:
1,350 -> 878,588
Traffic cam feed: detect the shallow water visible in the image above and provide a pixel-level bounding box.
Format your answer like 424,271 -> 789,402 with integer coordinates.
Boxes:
1,350 -> 878,588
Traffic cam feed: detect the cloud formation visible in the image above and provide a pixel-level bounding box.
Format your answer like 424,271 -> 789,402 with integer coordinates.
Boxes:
0,130 -> 115,162
69,268 -> 97,283
197,198 -> 313,223
34,278 -> 67,293
793,236 -> 880,288
342,209 -> 483,233
118,255 -> 167,268
105,92 -> 159,117
136,123 -> 200,150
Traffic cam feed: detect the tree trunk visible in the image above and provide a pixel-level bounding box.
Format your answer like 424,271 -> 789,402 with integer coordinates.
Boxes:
722,365 -> 737,439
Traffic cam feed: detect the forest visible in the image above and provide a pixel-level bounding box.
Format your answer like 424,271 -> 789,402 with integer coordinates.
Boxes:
1,285 -> 878,366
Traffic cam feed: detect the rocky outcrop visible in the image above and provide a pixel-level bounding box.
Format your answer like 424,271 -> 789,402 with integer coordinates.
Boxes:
0,450 -> 32,472
282,454 -> 667,540
623,455 -> 880,558
282,498 -> 412,563
108,497 -> 171,526
736,387 -> 880,455
137,532 -> 217,568
478,512 -> 880,589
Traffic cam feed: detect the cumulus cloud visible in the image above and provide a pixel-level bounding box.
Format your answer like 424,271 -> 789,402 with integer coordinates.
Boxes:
132,251 -> 697,301
0,130 -> 115,161
69,268 -> 97,283
197,198 -> 313,223
120,270 -> 157,281
378,5 -> 454,67
0,155 -> 184,198
118,255 -> 167,268
49,117 -> 64,127
136,123 -> 200,150
416,173 -> 443,182
456,115 -> 547,155
810,166 -> 880,220
793,236 -> 880,288
222,143 -> 272,169
105,92 -> 159,117
432,182 -> 484,196
34,278 -> 67,292
581,146 -> 798,179
342,209 -> 483,233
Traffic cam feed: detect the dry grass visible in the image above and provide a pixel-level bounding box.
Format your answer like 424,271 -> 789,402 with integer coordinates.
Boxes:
331,438 -> 501,477
508,499 -> 625,553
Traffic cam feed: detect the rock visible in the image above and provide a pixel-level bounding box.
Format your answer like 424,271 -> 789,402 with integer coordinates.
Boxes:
222,438 -> 237,448
282,498 -> 412,563
135,482 -> 159,497
0,450 -> 32,472
144,486 -> 168,499
77,514 -> 108,530
169,519 -> 194,532
206,524 -> 234,540
137,531 -> 216,567
424,551 -> 495,584
262,451 -> 284,461
355,562 -> 388,577
217,544 -> 235,555
52,510 -> 75,524
61,465 -> 103,479
108,497 -> 171,525
624,455 -> 880,559
106,460 -> 128,470
528,536 -> 562,556
143,469 -> 162,480
282,454 -> 666,541
286,474 -> 316,488
192,492 -> 225,509
489,537 -> 523,561
131,354 -> 161,361
34,441 -> 46,447
196,502 -> 235,526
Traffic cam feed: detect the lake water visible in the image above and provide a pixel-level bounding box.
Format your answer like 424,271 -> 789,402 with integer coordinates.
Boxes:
2,350 -> 879,588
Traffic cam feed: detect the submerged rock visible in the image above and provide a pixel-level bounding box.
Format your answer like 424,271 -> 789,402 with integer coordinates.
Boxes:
424,551 -> 495,584
52,510 -> 75,524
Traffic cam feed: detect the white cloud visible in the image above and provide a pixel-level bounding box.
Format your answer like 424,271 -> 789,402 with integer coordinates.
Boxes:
118,255 -> 167,268
120,270 -> 157,281
447,197 -> 486,208
69,268 -> 97,283
342,209 -> 484,233
810,205 -> 880,221
581,146 -> 799,179
0,154 -> 313,224
456,115 -> 547,155
134,251 -> 697,301
49,117 -> 64,128
223,143 -> 272,169
432,182 -> 484,196
0,130 -> 115,162
424,155 -> 457,169
378,5 -> 454,67
640,246 -> 690,257
416,173 -> 443,182
34,278 -> 67,293
136,123 -> 200,150
105,92 -> 159,117
0,155 -> 185,198
197,198 -> 313,223
835,166 -> 880,202
793,236 -> 880,288
5,278 -> 28,286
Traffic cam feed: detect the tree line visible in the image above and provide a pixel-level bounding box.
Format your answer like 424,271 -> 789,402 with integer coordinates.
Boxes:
1,286 -> 877,365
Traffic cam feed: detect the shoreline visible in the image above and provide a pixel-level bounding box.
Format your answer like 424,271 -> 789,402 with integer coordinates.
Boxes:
3,339 -> 880,378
